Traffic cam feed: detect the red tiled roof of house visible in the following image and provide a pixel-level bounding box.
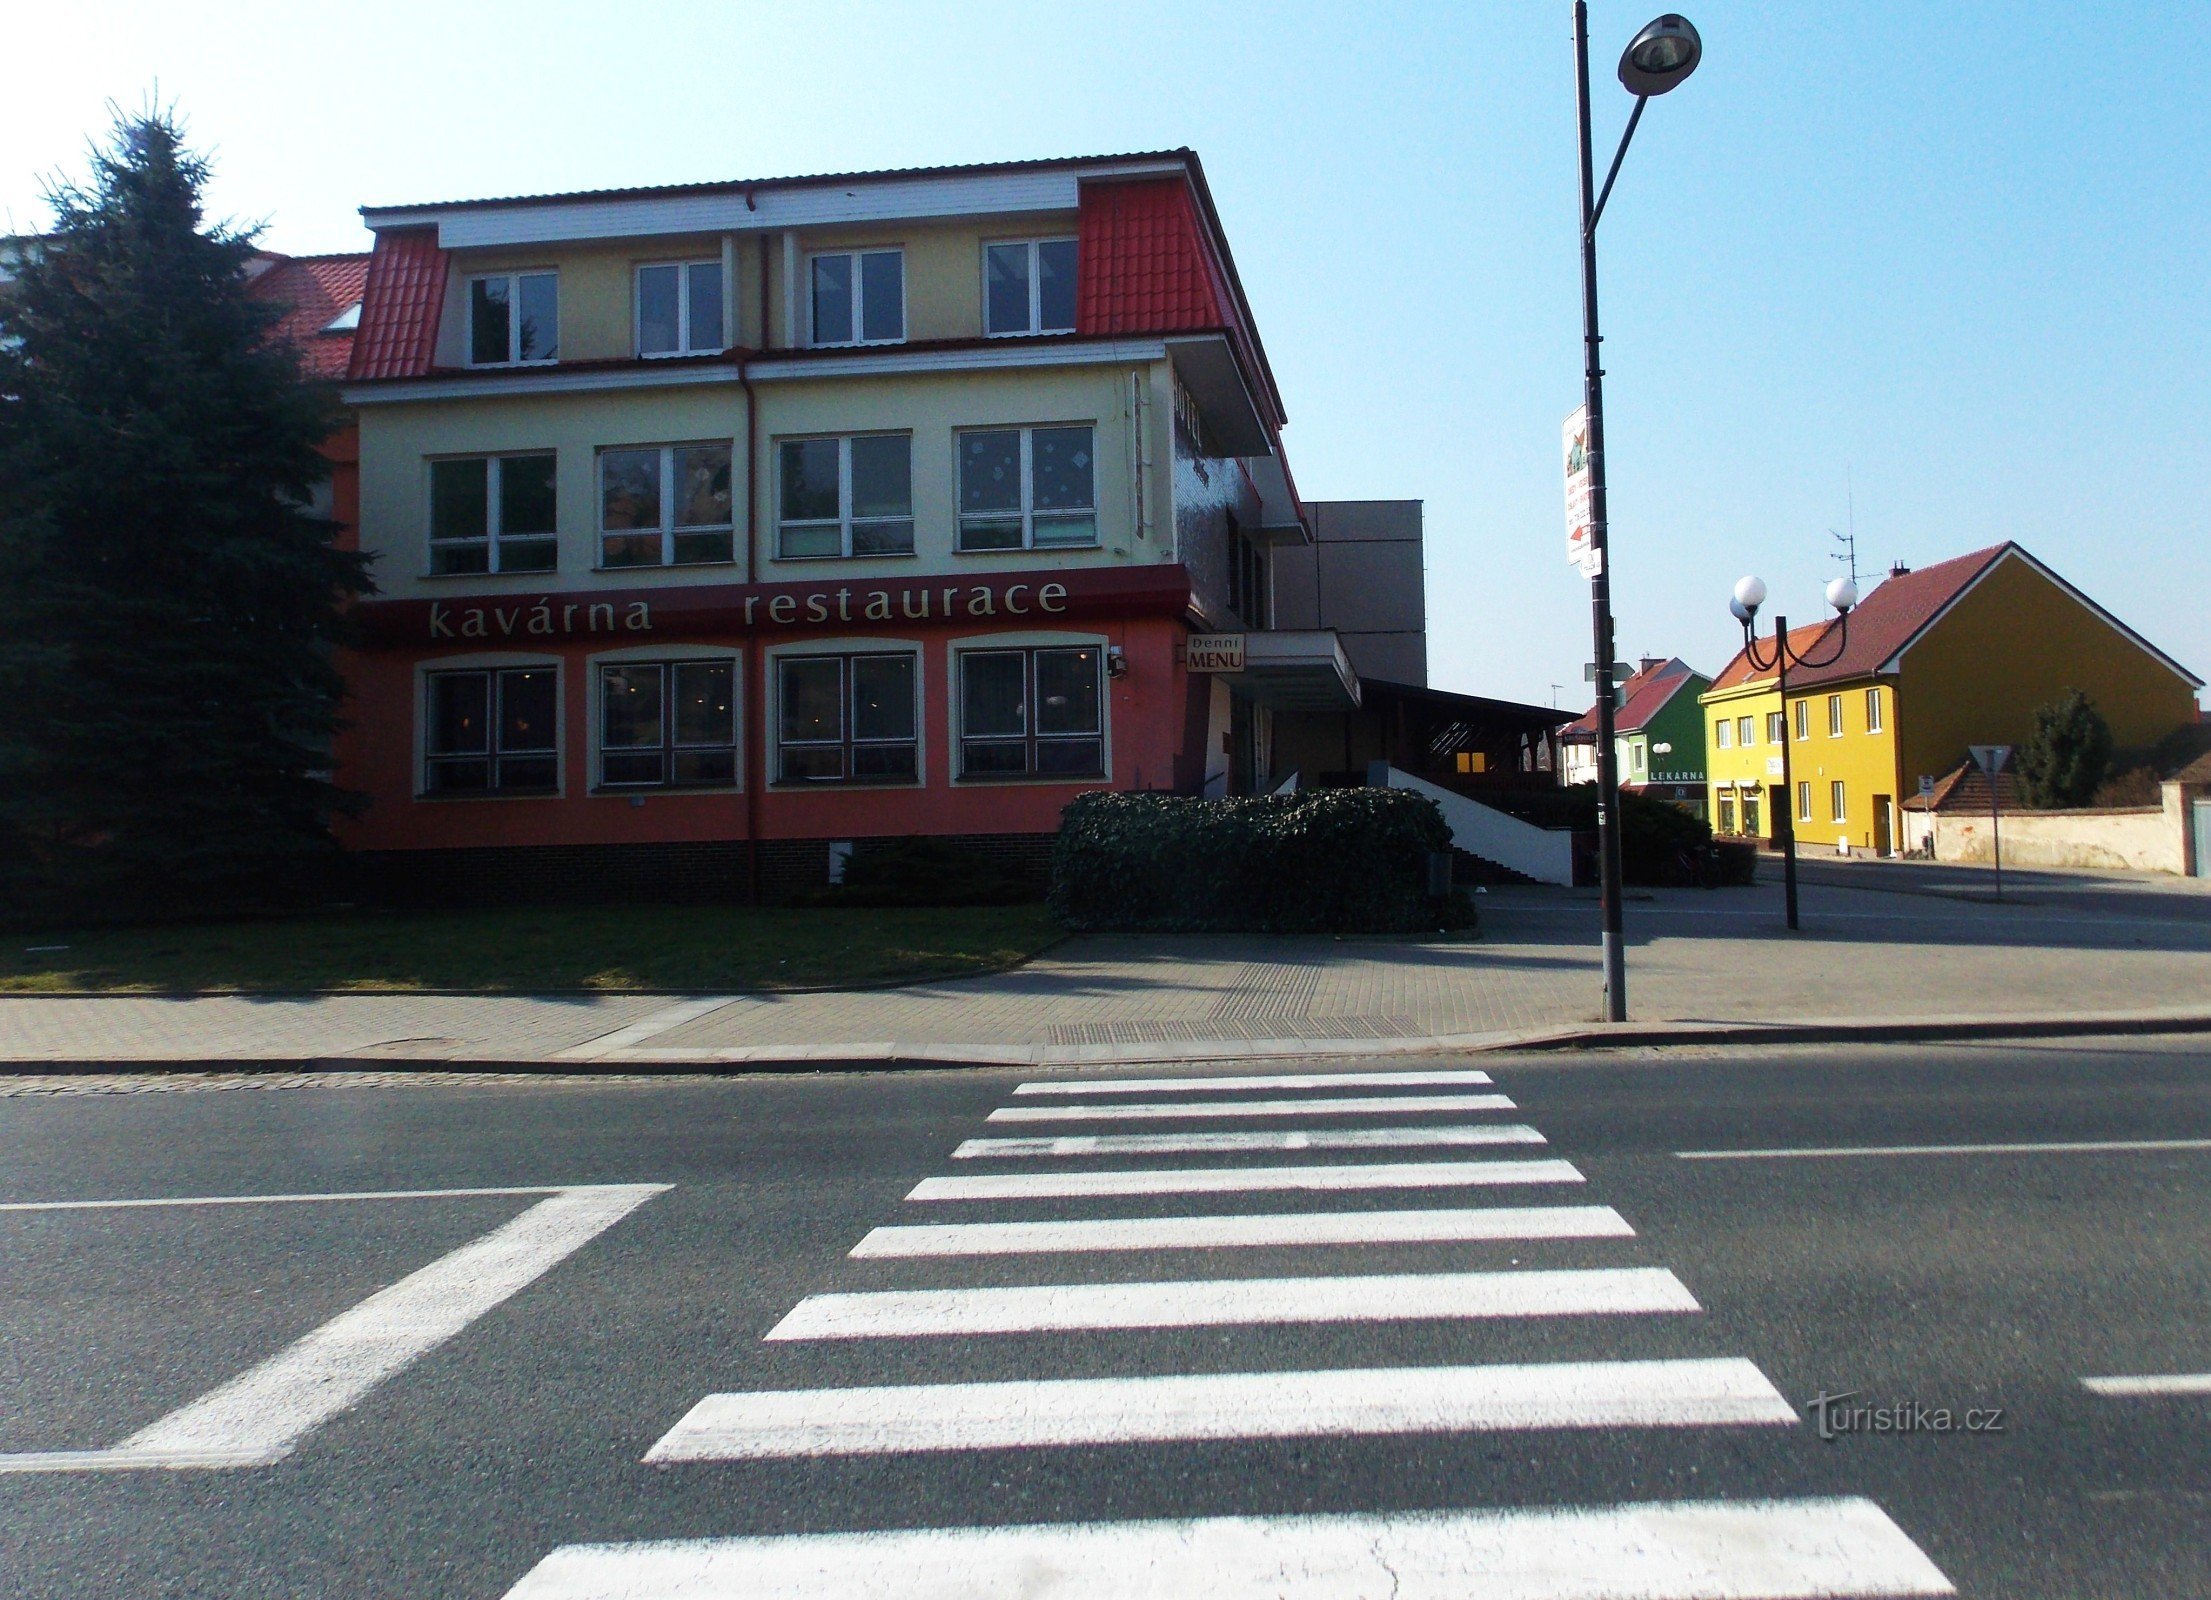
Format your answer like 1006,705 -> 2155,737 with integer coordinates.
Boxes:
1564,656 -> 1705,737
1901,758 -> 2021,813
249,252 -> 369,380
1705,544 -> 2012,694
1077,177 -> 1226,334
348,227 -> 447,381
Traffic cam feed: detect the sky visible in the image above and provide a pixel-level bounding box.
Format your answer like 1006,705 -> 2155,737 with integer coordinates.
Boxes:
6,1 -> 2205,710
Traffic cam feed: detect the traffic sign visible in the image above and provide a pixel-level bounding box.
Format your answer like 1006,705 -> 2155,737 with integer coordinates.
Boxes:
1968,744 -> 2012,775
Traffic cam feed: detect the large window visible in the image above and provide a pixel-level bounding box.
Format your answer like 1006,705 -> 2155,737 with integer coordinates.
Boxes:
776,653 -> 919,783
1865,686 -> 1885,733
600,443 -> 733,567
1718,794 -> 1736,833
777,435 -> 914,559
984,238 -> 1078,336
468,272 -> 557,365
1742,793 -> 1761,836
959,646 -> 1103,778
637,261 -> 725,357
810,250 -> 903,345
599,660 -> 737,789
958,425 -> 1096,551
424,667 -> 557,795
430,454 -> 556,575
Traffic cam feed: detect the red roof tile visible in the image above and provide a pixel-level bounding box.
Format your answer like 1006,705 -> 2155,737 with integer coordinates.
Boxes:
1565,656 -> 1706,737
249,252 -> 370,380
1076,177 -> 1227,335
1705,544 -> 2012,694
349,228 -> 447,381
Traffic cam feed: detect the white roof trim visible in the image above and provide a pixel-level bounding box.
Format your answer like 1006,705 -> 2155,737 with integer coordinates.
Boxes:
362,161 -> 1184,250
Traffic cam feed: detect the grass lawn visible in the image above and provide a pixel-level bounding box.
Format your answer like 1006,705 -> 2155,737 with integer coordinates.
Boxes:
0,902 -> 1064,994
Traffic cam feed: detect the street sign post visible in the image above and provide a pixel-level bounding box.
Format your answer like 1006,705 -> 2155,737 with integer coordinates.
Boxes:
1969,745 -> 2013,901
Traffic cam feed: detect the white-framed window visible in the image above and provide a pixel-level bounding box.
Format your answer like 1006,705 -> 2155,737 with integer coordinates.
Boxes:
1718,794 -> 1736,833
1793,699 -> 1808,740
1737,716 -> 1755,747
599,442 -> 734,568
1830,779 -> 1848,821
776,651 -> 920,784
1865,686 -> 1884,733
957,644 -> 1104,779
809,249 -> 904,345
598,658 -> 738,789
1797,780 -> 1812,822
958,424 -> 1097,551
1827,694 -> 1845,736
1766,712 -> 1786,744
468,271 -> 558,365
1630,743 -> 1645,774
984,238 -> 1078,336
636,261 -> 725,357
1715,719 -> 1732,748
429,454 -> 557,575
423,665 -> 559,796
777,434 -> 914,560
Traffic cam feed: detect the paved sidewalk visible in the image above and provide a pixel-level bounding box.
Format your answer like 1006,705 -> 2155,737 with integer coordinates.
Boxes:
4,860 -> 2207,1067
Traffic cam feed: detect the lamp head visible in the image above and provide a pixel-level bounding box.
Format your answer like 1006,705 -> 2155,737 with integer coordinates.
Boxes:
1826,576 -> 1859,614
1619,14 -> 1703,96
1732,574 -> 1767,617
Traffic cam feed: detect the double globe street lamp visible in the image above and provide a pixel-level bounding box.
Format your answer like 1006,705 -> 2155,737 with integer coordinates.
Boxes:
1728,573 -> 1859,930
1575,8 -> 1702,1021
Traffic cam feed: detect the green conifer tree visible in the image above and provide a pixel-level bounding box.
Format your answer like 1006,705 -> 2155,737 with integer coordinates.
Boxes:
0,109 -> 372,915
2014,689 -> 2114,810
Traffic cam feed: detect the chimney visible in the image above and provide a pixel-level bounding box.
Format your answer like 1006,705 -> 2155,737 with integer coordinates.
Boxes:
1639,655 -> 1665,674
1889,560 -> 1911,578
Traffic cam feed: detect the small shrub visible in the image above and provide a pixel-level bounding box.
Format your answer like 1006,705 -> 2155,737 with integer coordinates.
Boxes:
1049,789 -> 1474,933
2089,765 -> 2160,808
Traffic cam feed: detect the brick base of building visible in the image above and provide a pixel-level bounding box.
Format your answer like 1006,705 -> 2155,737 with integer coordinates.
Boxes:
343,832 -> 1058,908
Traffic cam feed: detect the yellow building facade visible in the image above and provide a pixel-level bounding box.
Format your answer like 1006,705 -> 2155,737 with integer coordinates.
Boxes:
1702,544 -> 2199,855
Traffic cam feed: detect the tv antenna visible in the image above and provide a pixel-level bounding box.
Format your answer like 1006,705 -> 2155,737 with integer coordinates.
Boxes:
1829,470 -> 1865,590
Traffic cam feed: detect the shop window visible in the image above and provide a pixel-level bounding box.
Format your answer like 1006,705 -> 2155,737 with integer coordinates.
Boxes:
637,261 -> 725,356
959,646 -> 1103,778
430,454 -> 556,575
775,652 -> 919,783
600,443 -> 733,568
1831,779 -> 1848,821
468,272 -> 557,365
1718,795 -> 1736,833
1742,794 -> 1762,835
958,425 -> 1096,551
599,660 -> 737,789
984,238 -> 1078,335
810,250 -> 904,345
1865,686 -> 1885,733
424,667 -> 557,795
777,434 -> 914,559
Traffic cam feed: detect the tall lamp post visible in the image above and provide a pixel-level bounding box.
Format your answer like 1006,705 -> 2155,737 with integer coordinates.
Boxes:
1575,8 -> 1703,1021
1728,574 -> 1858,930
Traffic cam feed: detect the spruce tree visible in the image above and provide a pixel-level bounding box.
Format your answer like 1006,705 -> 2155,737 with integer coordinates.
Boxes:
2015,689 -> 2113,810
0,109 -> 372,915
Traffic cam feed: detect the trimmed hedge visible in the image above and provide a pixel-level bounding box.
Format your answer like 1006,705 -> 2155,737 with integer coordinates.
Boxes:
1050,789 -> 1475,933
1492,783 -> 1751,887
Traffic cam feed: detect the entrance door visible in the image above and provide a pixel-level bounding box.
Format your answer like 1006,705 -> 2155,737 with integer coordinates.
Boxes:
1873,795 -> 1894,857
1742,794 -> 1762,838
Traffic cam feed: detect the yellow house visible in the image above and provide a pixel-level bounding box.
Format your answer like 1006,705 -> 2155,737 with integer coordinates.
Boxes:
1701,542 -> 2200,855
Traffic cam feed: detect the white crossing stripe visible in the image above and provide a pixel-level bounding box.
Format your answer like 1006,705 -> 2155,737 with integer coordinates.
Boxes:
0,1183 -> 668,1473
2082,1372 -> 2211,1396
645,1357 -> 1794,1459
764,1267 -> 1697,1339
1679,1137 -> 2211,1161
852,1205 -> 1636,1258
988,1094 -> 1516,1123
954,1125 -> 1547,1159
1012,1068 -> 1494,1096
909,1159 -> 1582,1201
501,1497 -> 1955,1598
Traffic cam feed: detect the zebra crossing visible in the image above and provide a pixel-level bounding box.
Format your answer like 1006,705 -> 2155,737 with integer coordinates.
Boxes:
502,1066 -> 1955,1598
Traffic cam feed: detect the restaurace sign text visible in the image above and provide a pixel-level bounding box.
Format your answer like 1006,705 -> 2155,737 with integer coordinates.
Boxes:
425,582 -> 1072,641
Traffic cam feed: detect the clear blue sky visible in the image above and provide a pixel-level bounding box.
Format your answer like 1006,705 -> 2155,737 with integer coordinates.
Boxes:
9,2 -> 2205,710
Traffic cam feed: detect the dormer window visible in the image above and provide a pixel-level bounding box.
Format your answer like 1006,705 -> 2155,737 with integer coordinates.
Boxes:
984,239 -> 1077,336
637,261 -> 725,357
809,250 -> 903,346
468,271 -> 558,365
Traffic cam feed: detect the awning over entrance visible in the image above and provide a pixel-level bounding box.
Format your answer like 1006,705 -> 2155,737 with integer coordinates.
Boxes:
1224,630 -> 1362,710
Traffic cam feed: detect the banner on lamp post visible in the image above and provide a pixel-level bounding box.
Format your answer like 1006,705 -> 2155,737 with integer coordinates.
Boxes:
1563,406 -> 1599,578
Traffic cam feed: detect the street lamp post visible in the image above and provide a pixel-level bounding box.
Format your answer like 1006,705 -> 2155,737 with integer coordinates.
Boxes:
1574,7 -> 1702,1021
1729,574 -> 1859,930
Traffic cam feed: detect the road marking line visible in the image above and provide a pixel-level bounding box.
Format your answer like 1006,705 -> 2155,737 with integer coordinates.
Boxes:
646,1356 -> 1793,1459
765,1266 -> 1696,1339
0,1184 -> 579,1213
909,1158 -> 1582,1201
556,996 -> 744,1059
954,1125 -> 1547,1159
1677,1138 -> 2211,1161
1012,1068 -> 1495,1096
852,1205 -> 1636,1257
501,1497 -> 1955,1598
0,1183 -> 667,1474
2082,1373 -> 2211,1396
988,1094 -> 1517,1122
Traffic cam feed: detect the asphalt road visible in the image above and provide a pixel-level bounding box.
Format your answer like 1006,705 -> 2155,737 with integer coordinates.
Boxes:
1,1036 -> 2207,1597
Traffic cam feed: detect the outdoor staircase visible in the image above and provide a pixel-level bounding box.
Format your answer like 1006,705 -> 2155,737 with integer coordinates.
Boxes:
1366,762 -> 1578,887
